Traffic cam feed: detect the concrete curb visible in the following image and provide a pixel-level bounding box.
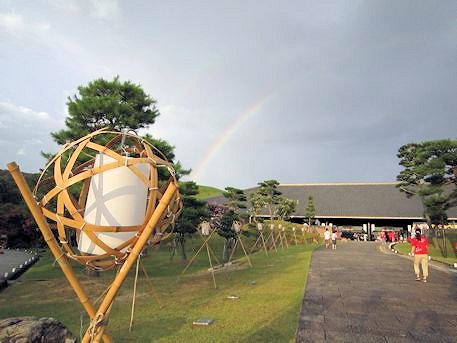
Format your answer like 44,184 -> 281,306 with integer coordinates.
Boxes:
0,250 -> 40,291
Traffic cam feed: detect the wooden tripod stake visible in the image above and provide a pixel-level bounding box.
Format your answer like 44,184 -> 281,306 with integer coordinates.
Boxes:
227,222 -> 252,267
276,227 -> 284,248
181,226 -> 220,289
250,223 -> 268,256
8,162 -> 178,343
8,162 -> 113,343
266,224 -> 278,252
292,228 -> 298,245
282,228 -> 289,248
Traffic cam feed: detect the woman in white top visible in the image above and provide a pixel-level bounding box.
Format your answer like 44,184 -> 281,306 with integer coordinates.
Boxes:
324,228 -> 331,248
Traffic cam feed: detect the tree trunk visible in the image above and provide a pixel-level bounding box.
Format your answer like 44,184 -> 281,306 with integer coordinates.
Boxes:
223,240 -> 228,262
178,234 -> 187,261
442,228 -> 447,258
169,236 -> 177,260
268,204 -> 273,222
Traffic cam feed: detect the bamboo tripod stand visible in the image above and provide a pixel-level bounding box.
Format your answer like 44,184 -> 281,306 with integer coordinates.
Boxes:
227,221 -> 252,268
250,223 -> 269,256
275,226 -> 285,248
292,228 -> 299,245
265,224 -> 278,252
181,223 -> 221,289
8,162 -> 179,343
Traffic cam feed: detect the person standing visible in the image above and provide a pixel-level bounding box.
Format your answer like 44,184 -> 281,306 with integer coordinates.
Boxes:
324,228 -> 331,249
410,228 -> 429,283
331,230 -> 337,250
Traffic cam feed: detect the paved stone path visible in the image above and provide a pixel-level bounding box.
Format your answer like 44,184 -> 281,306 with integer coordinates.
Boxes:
296,241 -> 457,342
0,249 -> 35,278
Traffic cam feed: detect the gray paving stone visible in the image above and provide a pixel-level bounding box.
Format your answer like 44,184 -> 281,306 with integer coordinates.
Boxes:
296,242 -> 457,342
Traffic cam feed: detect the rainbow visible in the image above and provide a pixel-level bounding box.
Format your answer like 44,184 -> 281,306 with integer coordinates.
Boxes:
191,92 -> 274,182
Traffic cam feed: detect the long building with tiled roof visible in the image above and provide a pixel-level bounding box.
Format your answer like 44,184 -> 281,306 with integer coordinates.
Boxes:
208,182 -> 457,228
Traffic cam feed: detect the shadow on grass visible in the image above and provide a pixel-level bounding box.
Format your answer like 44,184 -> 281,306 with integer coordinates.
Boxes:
237,305 -> 300,343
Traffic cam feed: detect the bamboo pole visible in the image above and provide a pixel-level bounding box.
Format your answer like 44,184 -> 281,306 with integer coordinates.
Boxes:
181,229 -> 217,276
293,231 -> 298,245
83,182 -> 178,343
205,242 -> 217,289
250,235 -> 262,253
260,231 -> 269,256
277,230 -> 284,248
7,162 -> 113,343
236,233 -> 253,267
283,230 -> 289,248
270,230 -> 277,251
227,238 -> 238,263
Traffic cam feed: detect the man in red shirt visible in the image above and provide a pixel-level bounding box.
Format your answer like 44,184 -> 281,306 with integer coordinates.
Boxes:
410,228 -> 429,283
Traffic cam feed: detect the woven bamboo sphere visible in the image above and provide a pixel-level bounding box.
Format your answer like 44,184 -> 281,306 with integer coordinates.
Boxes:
34,128 -> 182,270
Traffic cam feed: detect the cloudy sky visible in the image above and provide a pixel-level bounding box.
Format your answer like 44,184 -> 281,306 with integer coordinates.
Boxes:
0,0 -> 456,189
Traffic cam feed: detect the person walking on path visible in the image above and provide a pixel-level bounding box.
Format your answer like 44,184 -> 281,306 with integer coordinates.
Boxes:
324,228 -> 331,249
410,227 -> 429,283
331,230 -> 337,250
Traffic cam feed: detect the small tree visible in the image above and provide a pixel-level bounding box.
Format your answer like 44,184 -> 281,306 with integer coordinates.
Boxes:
248,192 -> 266,223
397,139 -> 457,226
275,196 -> 297,220
52,76 -> 159,143
223,187 -> 247,212
217,209 -> 238,262
173,181 -> 209,261
397,139 -> 457,257
305,196 -> 316,225
257,180 -> 282,221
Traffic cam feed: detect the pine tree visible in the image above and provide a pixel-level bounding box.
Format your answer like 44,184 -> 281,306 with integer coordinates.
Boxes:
305,196 -> 316,225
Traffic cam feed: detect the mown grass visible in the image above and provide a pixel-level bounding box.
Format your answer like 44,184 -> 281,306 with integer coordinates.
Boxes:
394,232 -> 457,265
195,185 -> 224,200
0,234 -> 316,342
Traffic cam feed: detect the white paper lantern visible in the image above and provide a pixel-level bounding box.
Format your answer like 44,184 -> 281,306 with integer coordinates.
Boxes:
78,154 -> 150,255
201,221 -> 211,236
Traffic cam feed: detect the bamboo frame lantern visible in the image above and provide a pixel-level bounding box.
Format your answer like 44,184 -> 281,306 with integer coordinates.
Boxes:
8,128 -> 182,342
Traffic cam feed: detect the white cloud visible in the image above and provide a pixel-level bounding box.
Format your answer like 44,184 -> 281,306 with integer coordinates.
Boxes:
42,0 -> 81,12
0,101 -> 50,122
16,147 -> 25,155
0,11 -> 23,30
89,0 -> 119,19
0,100 -> 59,172
0,11 -> 50,33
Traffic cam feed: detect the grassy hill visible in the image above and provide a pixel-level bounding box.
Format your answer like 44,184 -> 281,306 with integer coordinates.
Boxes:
196,185 -> 224,200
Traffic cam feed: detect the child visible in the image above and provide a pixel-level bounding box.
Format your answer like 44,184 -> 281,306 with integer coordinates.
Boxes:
331,230 -> 337,250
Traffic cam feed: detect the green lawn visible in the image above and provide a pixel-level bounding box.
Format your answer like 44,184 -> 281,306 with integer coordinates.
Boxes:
394,236 -> 457,265
195,185 -> 224,200
0,236 -> 316,342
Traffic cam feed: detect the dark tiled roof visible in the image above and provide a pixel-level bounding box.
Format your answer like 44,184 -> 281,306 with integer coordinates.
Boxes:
208,182 -> 457,220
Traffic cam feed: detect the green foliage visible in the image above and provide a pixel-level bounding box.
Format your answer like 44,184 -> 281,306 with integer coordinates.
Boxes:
0,170 -> 42,248
248,192 -> 266,221
223,186 -> 247,211
257,179 -> 281,220
397,139 -> 457,225
142,133 -> 175,161
52,76 -> 159,143
217,210 -> 238,240
305,196 -> 316,225
195,185 -> 223,200
176,181 -> 210,232
275,196 -> 297,220
174,181 -> 209,260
